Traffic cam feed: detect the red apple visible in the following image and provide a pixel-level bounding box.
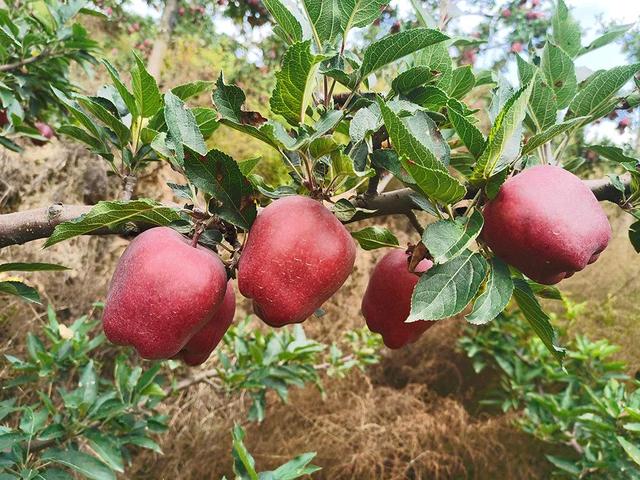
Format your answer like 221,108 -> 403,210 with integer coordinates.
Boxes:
482,165 -> 611,285
501,8 -> 512,18
31,122 -> 54,146
103,227 -> 228,359
511,41 -> 523,53
0,110 -> 8,127
177,282 -> 235,366
238,195 -> 356,327
362,249 -> 435,349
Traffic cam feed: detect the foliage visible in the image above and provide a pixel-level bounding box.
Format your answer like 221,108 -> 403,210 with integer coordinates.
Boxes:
0,305 -> 167,479
0,306 -> 381,478
212,319 -> 381,422
0,0 -> 100,151
459,307 -> 640,479
8,0 -> 634,367
223,424 -> 320,480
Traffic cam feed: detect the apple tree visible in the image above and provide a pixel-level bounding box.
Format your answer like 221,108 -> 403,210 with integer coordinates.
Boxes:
1,0 -> 640,477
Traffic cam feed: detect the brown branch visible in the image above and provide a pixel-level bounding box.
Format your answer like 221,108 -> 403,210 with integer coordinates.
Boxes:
0,176 -> 631,249
0,49 -> 51,73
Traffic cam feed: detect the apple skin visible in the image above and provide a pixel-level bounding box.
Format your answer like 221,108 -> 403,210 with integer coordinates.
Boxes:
103,227 -> 228,359
32,122 -> 54,146
238,195 -> 356,327
482,165 -> 611,285
362,249 -> 434,349
176,281 -> 235,366
0,110 -> 8,127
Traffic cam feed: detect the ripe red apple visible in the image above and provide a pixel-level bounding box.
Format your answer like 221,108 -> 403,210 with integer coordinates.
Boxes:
238,195 -> 356,327
511,41 -> 523,53
501,8 -> 512,18
0,110 -> 8,127
31,122 -> 54,146
103,227 -> 228,359
617,117 -> 631,132
176,282 -> 235,366
482,165 -> 611,285
362,249 -> 434,349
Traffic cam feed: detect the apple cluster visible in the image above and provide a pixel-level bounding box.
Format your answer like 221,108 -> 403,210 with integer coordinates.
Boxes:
102,166 -> 611,364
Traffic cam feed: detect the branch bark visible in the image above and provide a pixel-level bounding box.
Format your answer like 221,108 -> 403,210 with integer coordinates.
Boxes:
0,175 -> 631,249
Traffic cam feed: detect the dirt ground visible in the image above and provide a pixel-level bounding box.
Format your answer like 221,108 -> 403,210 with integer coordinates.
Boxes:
1,139 -> 638,479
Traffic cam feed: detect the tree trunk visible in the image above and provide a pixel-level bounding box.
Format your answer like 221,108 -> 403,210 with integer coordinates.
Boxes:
147,0 -> 179,79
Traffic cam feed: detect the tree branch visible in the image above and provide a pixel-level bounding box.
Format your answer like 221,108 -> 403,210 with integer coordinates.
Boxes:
0,48 -> 51,73
0,176 -> 631,249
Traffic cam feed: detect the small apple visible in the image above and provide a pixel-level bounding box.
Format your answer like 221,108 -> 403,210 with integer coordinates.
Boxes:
0,110 -> 8,127
501,8 -> 512,18
177,282 -> 235,366
511,41 -> 523,53
482,165 -> 611,285
103,227 -> 228,359
238,195 -> 356,327
617,117 -> 631,132
31,122 -> 54,146
362,249 -> 435,349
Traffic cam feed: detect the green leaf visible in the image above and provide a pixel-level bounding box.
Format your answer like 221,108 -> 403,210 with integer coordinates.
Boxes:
41,449 -> 115,480
541,42 -> 577,110
340,0 -> 390,34
545,455 -> 581,475
332,199 -> 357,221
579,24 -> 633,56
569,64 -> 640,119
617,436 -> 640,467
528,86 -> 557,133
471,82 -> 534,183
351,226 -> 399,250
378,99 -> 465,204
512,278 -> 565,363
443,66 -> 475,99
465,258 -> 513,325
102,59 -> 138,117
360,28 -> 449,78
84,430 -> 124,473
76,97 -> 130,145
303,0 -> 341,45
391,66 -> 433,94
422,210 -> 484,264
409,250 -> 488,322
0,263 -> 68,273
263,0 -> 303,44
0,281 -> 40,303
415,40 -> 452,77
57,125 -> 105,152
269,452 -> 321,479
447,100 -> 485,158
164,91 -> 207,164
171,81 -> 215,101
131,53 -> 162,118
192,107 -> 220,139
238,157 -> 261,176
184,149 -> 257,229
44,200 -> 180,247
123,436 -> 163,454
551,0 -> 581,58
52,87 -> 102,140
231,425 -> 259,480
521,117 -> 587,155
270,40 -> 324,126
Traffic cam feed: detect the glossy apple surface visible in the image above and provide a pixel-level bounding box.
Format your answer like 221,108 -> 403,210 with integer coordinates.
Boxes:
362,249 -> 434,349
177,281 -> 236,366
238,195 -> 356,327
103,227 -> 227,359
482,165 -> 611,285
